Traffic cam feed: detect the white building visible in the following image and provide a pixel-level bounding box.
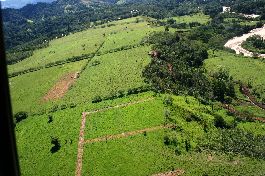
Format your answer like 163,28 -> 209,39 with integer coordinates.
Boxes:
222,6 -> 231,13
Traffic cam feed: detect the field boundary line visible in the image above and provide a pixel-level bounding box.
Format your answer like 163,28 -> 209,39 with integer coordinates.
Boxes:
75,112 -> 87,176
75,97 -> 155,176
87,97 -> 154,115
84,124 -> 173,144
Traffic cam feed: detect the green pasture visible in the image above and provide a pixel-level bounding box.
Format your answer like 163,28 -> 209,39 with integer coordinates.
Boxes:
205,50 -> 265,101
9,60 -> 87,114
85,98 -> 164,139
171,13 -> 211,24
8,17 -> 152,74
62,46 -> 151,105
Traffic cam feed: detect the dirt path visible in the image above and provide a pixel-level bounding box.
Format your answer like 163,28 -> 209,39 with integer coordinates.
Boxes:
84,125 -> 173,144
222,104 -> 265,123
224,25 -> 265,58
152,169 -> 185,176
43,72 -> 79,101
75,112 -> 87,176
88,97 -> 154,115
241,85 -> 265,110
75,97 -> 154,176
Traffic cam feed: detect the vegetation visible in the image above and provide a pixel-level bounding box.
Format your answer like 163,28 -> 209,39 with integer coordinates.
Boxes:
5,0 -> 265,175
63,46 -> 151,105
242,35 -> 265,54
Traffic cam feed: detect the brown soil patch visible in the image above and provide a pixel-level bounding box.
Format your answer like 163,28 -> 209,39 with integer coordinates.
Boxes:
43,72 -> 79,101
152,169 -> 185,176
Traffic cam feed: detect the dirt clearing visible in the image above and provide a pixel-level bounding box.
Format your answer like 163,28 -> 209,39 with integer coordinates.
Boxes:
43,72 -> 79,101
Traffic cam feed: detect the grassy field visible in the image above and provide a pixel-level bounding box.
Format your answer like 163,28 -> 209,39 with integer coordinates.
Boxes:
62,46 -> 151,105
8,17 -> 159,74
205,50 -> 265,101
15,92 -> 155,176
85,98 -> 164,139
9,13 -> 265,176
9,60 -> 87,114
171,13 -> 211,24
82,130 -> 265,176
15,91 -> 265,176
99,24 -> 163,53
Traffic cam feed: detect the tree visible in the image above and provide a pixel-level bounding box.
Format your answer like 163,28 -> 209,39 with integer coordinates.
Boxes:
208,34 -> 225,55
14,111 -> 28,123
212,68 -> 235,103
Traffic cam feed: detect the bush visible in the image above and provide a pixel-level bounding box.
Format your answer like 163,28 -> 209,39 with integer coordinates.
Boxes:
163,96 -> 173,106
199,129 -> 265,160
14,111 -> 28,123
50,137 -> 61,154
92,96 -> 102,103
48,115 -> 53,123
214,114 -> 230,129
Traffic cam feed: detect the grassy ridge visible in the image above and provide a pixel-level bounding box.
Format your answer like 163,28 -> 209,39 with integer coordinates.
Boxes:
8,17 -> 155,74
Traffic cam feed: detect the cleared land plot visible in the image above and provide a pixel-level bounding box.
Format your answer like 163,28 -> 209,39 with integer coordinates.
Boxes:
84,98 -> 164,139
43,72 -> 79,101
205,50 -> 265,101
63,46 -> 151,105
9,60 -> 87,114
15,92 -> 155,176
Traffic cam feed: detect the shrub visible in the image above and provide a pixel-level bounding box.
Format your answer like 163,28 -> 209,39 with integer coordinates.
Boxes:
163,96 -> 173,106
50,137 -> 61,154
92,96 -> 102,103
48,115 -> 53,123
14,111 -> 28,123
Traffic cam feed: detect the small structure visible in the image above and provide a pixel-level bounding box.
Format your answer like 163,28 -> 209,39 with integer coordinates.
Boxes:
222,6 -> 231,13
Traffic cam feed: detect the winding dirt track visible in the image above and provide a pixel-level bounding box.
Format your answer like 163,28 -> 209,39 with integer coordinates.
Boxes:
225,25 -> 265,58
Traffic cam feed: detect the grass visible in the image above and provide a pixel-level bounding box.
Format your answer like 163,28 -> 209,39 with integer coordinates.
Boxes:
82,130 -> 265,176
85,98 -> 165,139
9,60 -> 87,114
8,16 -> 161,74
205,50 -> 265,101
99,24 -> 163,53
62,46 -> 151,105
224,17 -> 259,26
171,13 -> 211,24
15,92 -> 155,176
15,92 -> 265,176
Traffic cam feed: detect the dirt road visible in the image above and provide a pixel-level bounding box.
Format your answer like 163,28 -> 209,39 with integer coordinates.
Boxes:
224,25 -> 265,58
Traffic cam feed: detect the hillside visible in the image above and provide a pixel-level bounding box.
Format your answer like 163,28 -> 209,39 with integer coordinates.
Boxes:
4,0 -> 265,175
